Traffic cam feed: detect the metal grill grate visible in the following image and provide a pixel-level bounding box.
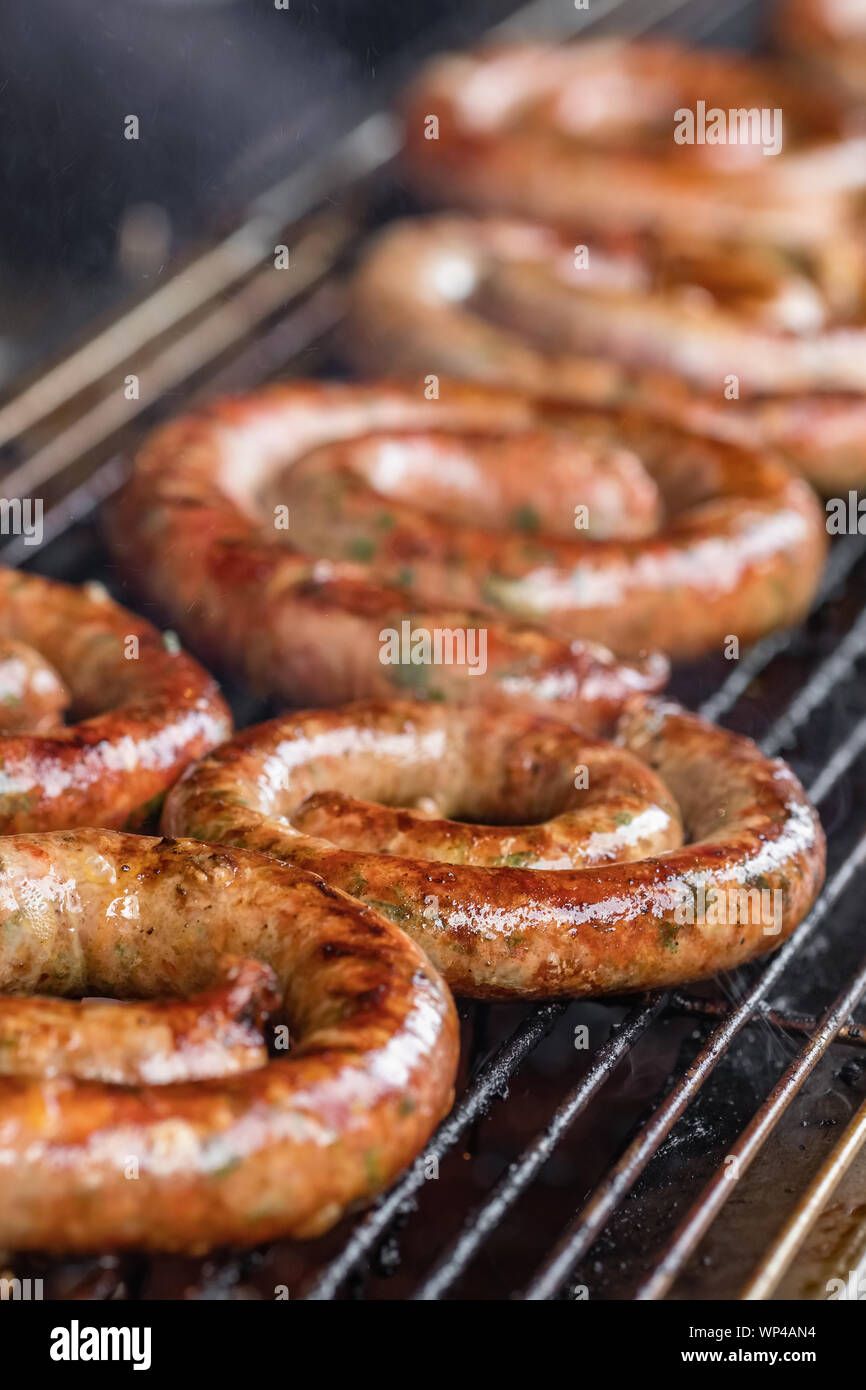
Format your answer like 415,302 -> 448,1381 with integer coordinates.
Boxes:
3,0 -> 866,1303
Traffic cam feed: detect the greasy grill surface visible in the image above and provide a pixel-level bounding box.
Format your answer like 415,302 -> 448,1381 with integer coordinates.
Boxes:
3,0 -> 866,1302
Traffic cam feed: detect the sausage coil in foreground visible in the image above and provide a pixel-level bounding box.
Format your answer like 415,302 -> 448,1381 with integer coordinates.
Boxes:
0,831 -> 458,1252
164,698 -> 826,999
110,380 -> 824,664
351,216 -> 866,493
0,569 -> 231,830
402,39 -> 866,245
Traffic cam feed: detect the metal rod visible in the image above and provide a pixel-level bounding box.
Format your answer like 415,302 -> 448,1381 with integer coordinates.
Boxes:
412,996 -> 668,1300
0,220 -> 350,506
669,992 -> 866,1049
699,535 -> 866,726
741,1092 -> 866,1301
304,1003 -> 566,1299
637,951 -> 866,1300
521,830 -> 866,1301
0,112 -> 399,457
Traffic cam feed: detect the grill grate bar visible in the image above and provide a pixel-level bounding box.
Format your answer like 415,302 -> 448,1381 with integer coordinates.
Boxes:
304,1001 -> 566,1299
411,995 -> 669,1301
741,1092 -> 866,1300
669,992 -> 866,1049
383,701 -> 866,1299
763,605 -> 866,758
0,223 -> 351,509
637,948 -> 866,1300
699,533 -> 866,726
521,827 -> 866,1300
0,111 -> 400,454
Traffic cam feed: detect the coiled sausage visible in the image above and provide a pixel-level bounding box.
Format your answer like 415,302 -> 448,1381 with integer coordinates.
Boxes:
0,569 -> 231,831
163,698 -> 826,1000
109,380 -> 825,665
402,39 -> 866,245
350,215 -> 866,492
0,830 -> 458,1251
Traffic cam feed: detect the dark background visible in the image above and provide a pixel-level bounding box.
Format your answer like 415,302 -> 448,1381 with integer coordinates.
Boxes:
0,0 -> 768,385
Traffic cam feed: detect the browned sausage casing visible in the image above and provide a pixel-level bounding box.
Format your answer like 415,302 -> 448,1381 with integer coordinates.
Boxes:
109,379 -> 825,666
0,831 -> 458,1252
777,0 -> 866,98
349,215 -> 866,494
0,957 -> 280,1084
0,569 -> 232,831
163,698 -> 826,999
402,40 -> 866,245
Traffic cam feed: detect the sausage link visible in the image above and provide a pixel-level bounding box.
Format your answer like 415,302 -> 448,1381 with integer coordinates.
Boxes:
777,0 -> 866,98
163,698 -> 826,1000
108,378 -> 671,691
0,957 -> 280,1084
109,378 -> 824,665
0,639 -> 68,734
0,831 -> 458,1251
401,40 -> 866,246
349,215 -> 866,493
0,569 -> 232,831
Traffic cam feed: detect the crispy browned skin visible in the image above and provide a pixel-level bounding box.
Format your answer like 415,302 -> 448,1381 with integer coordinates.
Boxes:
0,639 -> 69,734
350,216 -> 866,492
777,0 -> 866,98
163,698 -> 826,999
0,569 -> 232,831
109,378 -> 670,694
0,830 -> 458,1252
402,40 -> 866,246
109,379 -> 824,665
0,957 -> 280,1084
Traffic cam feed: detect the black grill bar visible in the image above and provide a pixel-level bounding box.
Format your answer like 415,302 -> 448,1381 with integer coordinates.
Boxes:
522,830 -> 866,1300
411,995 -> 669,1301
740,1091 -> 866,1299
698,534 -> 866,725
304,1002 -> 565,1299
637,946 -> 866,1299
669,993 -> 866,1049
379,693 -> 866,1300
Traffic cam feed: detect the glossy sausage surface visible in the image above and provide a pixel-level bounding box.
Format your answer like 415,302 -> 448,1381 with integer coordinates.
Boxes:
0,638 -> 69,734
777,0 -> 866,97
350,215 -> 866,492
110,379 -> 825,665
0,830 -> 458,1251
0,957 -> 280,1084
0,569 -> 232,831
163,698 -> 826,999
402,39 -> 866,245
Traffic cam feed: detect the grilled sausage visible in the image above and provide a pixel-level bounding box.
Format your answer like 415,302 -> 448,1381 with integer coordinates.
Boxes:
349,215 -> 866,492
0,569 -> 232,831
163,698 -> 826,999
402,39 -> 866,246
109,379 -> 824,666
777,0 -> 866,98
0,957 -> 280,1084
0,638 -> 69,734
0,830 -> 458,1252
